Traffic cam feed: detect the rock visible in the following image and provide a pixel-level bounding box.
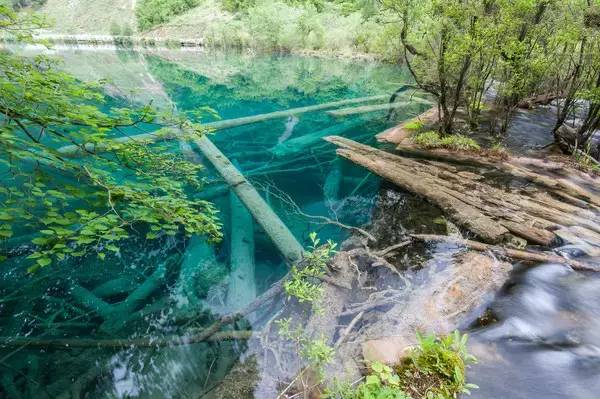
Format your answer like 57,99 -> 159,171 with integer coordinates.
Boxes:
356,252 -> 512,366
362,336 -> 415,366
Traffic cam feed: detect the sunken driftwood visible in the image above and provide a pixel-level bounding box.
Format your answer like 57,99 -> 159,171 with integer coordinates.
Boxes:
325,136 -> 600,249
227,191 -> 257,311
192,135 -> 304,263
56,95 -> 391,157
327,101 -> 412,117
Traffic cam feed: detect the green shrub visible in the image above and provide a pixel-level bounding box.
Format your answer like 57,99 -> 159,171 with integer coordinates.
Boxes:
413,130 -> 442,148
413,131 -> 480,152
221,0 -> 255,12
136,0 -> 201,31
439,135 -> 480,151
324,332 -> 478,399
403,120 -> 425,132
397,332 -> 478,399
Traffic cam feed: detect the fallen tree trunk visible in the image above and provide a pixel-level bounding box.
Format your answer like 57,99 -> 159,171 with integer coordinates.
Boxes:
56,95 -> 391,157
325,136 -> 600,247
270,118 -> 366,159
325,136 -> 511,244
192,135 -> 304,263
227,192 -> 257,311
0,330 -> 252,350
327,101 -> 414,117
410,234 -> 597,272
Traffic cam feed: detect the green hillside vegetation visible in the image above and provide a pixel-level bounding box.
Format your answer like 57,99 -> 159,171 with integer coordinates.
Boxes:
33,0 -> 395,58
37,0 -> 136,34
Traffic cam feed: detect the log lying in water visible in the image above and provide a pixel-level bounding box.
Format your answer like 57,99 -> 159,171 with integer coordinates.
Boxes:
327,101 -> 412,117
270,118 -> 365,159
393,144 -> 600,208
227,191 -> 257,311
192,135 -> 304,264
324,136 -> 600,247
410,234 -> 597,272
376,107 -> 439,144
56,95 -> 390,157
325,136 -> 511,244
0,330 -> 252,350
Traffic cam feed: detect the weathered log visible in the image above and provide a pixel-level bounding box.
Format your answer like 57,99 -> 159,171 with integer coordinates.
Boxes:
394,143 -> 600,207
410,234 -> 597,271
56,95 -> 391,157
270,118 -> 366,159
227,192 -> 257,311
192,135 -> 304,263
327,101 -> 413,117
92,277 -> 137,298
0,331 -> 253,350
175,235 -> 219,310
376,107 -> 439,144
323,159 -> 343,205
325,136 -> 511,243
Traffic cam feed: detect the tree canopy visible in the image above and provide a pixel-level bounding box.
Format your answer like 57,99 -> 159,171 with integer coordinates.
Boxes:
0,5 -> 222,271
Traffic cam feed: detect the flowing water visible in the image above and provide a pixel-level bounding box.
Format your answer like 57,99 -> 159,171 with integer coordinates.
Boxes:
1,46 -> 599,399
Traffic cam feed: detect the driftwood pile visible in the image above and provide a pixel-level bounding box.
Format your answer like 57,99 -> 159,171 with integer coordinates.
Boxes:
325,136 -> 600,261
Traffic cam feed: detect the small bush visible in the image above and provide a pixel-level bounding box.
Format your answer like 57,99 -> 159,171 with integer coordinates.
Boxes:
221,0 -> 255,12
413,130 -> 442,148
324,332 -> 478,399
136,0 -> 201,31
413,131 -> 480,152
439,135 -> 480,151
403,120 -> 425,132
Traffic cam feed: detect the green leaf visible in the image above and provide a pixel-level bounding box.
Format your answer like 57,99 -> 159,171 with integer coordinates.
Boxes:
36,257 -> 52,267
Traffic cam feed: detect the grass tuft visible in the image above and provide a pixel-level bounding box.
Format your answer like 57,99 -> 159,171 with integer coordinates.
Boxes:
413,131 -> 480,152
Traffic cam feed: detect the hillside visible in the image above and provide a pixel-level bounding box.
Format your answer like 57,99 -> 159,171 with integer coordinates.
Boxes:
33,0 -> 395,58
38,0 -> 137,34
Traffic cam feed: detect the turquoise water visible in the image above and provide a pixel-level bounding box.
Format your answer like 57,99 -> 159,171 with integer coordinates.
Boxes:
0,48 -> 426,398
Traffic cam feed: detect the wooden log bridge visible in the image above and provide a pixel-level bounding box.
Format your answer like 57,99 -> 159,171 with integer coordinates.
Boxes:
324,136 -> 600,251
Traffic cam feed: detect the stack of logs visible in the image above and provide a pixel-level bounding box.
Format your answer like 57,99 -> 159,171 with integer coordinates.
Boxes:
325,136 -> 600,264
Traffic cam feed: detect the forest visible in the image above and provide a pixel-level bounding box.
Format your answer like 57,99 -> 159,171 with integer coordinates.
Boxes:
0,1 -> 599,398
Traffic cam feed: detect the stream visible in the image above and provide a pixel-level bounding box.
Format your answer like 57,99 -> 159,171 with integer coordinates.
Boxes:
1,46 -> 599,398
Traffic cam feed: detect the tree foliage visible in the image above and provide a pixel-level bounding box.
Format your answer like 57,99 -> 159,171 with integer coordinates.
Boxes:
382,0 -> 600,156
135,0 -> 201,31
0,6 -> 222,271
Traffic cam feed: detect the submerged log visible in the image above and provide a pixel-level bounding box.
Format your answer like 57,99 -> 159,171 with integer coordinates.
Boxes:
0,331 -> 252,350
327,101 -> 413,117
175,235 -> 220,310
270,118 -> 366,159
56,95 -> 390,157
227,192 -> 257,311
192,135 -> 304,263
